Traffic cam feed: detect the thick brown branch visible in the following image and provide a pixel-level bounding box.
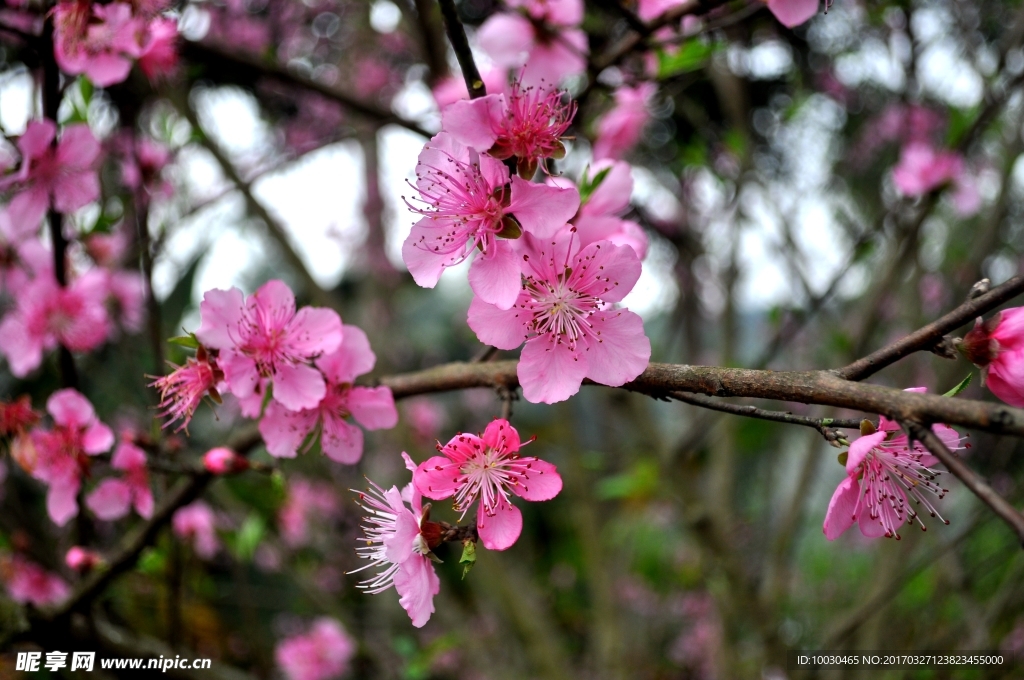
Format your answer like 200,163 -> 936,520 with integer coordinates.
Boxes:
180,41 -> 432,138
438,0 -> 486,99
838,275 -> 1024,381
903,421 -> 1024,546
376,360 -> 1024,437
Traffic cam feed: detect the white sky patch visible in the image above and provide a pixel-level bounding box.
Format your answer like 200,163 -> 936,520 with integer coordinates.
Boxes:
0,69 -> 33,135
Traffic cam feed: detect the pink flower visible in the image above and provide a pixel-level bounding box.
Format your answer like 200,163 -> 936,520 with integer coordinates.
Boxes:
766,0 -> 819,28
203,446 -> 249,474
1,120 -> 101,233
275,618 -> 356,680
86,441 -> 153,520
0,395 -> 39,437
172,501 -> 219,559
637,0 -> 688,21
279,479 -> 339,548
0,272 -> 110,377
404,398 -> 446,446
27,389 -> 114,526
195,279 -> 343,412
467,230 -> 651,403
592,83 -> 656,160
891,142 -> 963,196
441,80 -> 576,177
259,324 -> 397,464
137,16 -> 179,81
414,419 -> 561,550
54,1 -> 144,87
2,554 -> 70,607
351,453 -> 441,627
150,347 -> 224,432
403,132 -> 580,309
65,546 -> 102,572
477,0 -> 588,86
823,392 -> 965,540
960,308 -> 1024,407
571,160 -> 648,259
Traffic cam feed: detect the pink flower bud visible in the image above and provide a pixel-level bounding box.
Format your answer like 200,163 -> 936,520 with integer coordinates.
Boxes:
965,307 -> 1024,407
203,447 -> 248,475
65,546 -> 102,572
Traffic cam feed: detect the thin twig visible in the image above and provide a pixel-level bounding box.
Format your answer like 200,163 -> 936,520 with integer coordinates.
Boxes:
903,420 -> 1024,547
667,391 -> 860,443
838,275 -> 1024,381
437,0 -> 487,99
180,41 -> 433,138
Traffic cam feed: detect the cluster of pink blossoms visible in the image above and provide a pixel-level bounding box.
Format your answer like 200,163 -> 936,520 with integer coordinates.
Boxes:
824,388 -> 966,541
4,389 -> 154,527
53,0 -> 179,86
0,119 -> 151,377
275,617 -> 355,680
353,419 -> 562,627
406,78 -> 651,403
152,279 -> 398,464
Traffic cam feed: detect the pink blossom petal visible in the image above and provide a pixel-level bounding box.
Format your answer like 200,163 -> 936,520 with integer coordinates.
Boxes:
383,487 -> 419,564
987,352 -> 1024,407
48,474 -> 81,526
519,333 -> 589,404
286,306 -> 343,357
17,120 -> 56,161
857,505 -> 889,538
394,556 -> 440,628
477,499 -> 523,550
512,458 -> 562,501
5,187 -> 50,239
467,294 -> 530,350
85,53 -> 134,87
846,431 -> 887,474
316,325 -> 375,384
575,215 -> 648,260
581,160 -> 633,216
822,475 -> 859,540
767,0 -> 819,28
583,309 -> 650,387
55,124 -> 101,169
477,13 -> 535,68
993,308 -> 1024,350
509,176 -> 580,239
133,484 -> 154,519
468,241 -> 523,310
402,217 -> 459,288
0,314 -> 42,378
47,388 -> 96,428
195,287 -> 245,349
520,29 -> 588,87
482,418 -> 520,451
273,362 -> 327,412
86,479 -> 132,521
441,95 -> 503,151
320,414 -> 364,464
574,240 -> 643,304
347,386 -> 398,430
81,422 -> 115,455
221,350 -> 261,402
259,402 -> 318,458
415,456 -> 461,500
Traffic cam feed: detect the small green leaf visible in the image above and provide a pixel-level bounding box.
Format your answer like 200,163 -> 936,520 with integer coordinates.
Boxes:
656,39 -> 718,79
837,451 -> 848,467
137,547 -> 166,575
233,514 -> 265,561
579,165 -> 612,205
167,334 -> 199,349
459,539 -> 476,579
943,373 -> 973,398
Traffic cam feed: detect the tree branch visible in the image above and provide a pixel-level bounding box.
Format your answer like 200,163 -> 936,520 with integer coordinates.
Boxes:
838,275 -> 1024,381
180,41 -> 432,138
375,360 -> 1024,436
437,0 -> 486,99
903,420 -> 1024,546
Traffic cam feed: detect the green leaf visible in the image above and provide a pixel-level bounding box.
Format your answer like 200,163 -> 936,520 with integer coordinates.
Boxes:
137,547 -> 166,575
943,373 -> 973,398
459,539 -> 477,579
232,514 -> 266,561
656,39 -> 718,79
78,76 -> 94,106
578,165 -> 612,205
160,255 -> 203,341
167,334 -> 199,349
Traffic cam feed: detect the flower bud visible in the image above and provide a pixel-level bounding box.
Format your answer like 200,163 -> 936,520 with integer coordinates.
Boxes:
203,447 -> 249,475
65,546 -> 102,572
959,314 -> 1002,367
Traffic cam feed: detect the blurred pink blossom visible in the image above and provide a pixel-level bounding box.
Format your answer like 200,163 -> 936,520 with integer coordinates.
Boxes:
279,478 -> 340,548
477,0 -> 588,86
593,83 -> 656,160
275,618 -> 355,680
173,501 -> 219,559
54,1 -> 144,87
891,142 -> 963,196
86,440 -> 153,520
3,554 -> 70,607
